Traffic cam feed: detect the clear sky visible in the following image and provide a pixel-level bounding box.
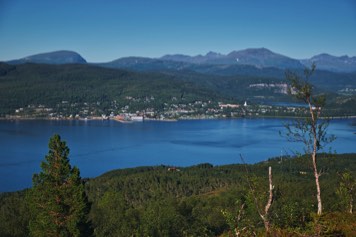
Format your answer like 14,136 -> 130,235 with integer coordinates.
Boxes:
0,0 -> 355,62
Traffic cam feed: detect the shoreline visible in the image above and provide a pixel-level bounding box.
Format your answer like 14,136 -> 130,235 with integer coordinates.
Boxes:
1,115 -> 356,122
0,116 -> 179,122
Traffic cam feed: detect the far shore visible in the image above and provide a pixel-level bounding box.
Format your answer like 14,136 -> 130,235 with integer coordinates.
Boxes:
0,116 -> 179,122
1,115 -> 356,122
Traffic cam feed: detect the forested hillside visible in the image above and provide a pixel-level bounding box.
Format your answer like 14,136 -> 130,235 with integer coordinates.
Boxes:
0,63 -> 223,116
1,62 -> 356,118
1,153 -> 355,236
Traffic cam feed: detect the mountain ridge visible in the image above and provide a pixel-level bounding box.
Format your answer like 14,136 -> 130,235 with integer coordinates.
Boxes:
4,48 -> 356,73
301,53 -> 356,72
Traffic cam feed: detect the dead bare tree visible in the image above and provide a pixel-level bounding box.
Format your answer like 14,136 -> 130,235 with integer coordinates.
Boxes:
221,201 -> 247,237
242,155 -> 274,233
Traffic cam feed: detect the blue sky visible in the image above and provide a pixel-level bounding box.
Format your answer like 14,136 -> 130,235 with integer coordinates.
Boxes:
0,0 -> 355,62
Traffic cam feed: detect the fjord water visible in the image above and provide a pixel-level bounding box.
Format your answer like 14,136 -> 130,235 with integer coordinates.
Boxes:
0,118 -> 355,192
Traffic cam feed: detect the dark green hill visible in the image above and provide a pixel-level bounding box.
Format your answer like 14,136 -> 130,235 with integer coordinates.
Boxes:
0,62 -> 355,117
0,63 -> 223,116
1,154 -> 355,236
85,154 -> 355,236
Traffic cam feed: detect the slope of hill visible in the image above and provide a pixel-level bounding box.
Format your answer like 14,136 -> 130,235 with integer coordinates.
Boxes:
1,61 -> 356,118
0,63 -> 226,116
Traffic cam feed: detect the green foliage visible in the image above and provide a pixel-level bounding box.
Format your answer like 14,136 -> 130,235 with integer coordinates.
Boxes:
221,198 -> 258,236
1,153 -> 355,236
0,191 -> 29,237
0,63 -> 224,116
336,171 -> 355,214
85,154 -> 356,236
282,118 -> 336,154
90,191 -> 139,237
284,64 -> 335,154
26,134 -> 91,237
307,212 -> 356,237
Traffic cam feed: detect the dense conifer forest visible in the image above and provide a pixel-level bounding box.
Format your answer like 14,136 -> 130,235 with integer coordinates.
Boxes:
1,152 -> 355,236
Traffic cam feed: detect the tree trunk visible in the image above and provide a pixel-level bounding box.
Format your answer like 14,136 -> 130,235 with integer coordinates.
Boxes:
350,196 -> 353,214
263,166 -> 273,233
309,101 -> 322,215
312,152 -> 322,215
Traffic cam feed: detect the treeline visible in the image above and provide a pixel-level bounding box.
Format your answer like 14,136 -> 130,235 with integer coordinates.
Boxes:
1,153 -> 355,236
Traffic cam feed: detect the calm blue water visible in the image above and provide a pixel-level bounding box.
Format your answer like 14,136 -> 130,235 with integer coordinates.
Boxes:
0,118 -> 355,192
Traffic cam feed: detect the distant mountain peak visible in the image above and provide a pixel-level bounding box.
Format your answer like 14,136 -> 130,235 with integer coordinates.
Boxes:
8,50 -> 87,65
205,51 -> 222,57
228,48 -> 282,57
226,48 -> 303,69
302,53 -> 356,72
311,53 -> 333,59
244,47 -> 270,52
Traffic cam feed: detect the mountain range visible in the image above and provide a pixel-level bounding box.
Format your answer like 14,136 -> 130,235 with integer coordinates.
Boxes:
4,48 -> 356,73
1,49 -> 355,117
161,48 -> 305,69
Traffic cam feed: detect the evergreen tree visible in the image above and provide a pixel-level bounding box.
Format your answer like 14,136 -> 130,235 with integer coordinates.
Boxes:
336,171 -> 355,214
27,134 -> 91,237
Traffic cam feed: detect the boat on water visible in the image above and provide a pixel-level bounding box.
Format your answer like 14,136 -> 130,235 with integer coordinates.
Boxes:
113,114 -> 144,122
130,116 -> 144,121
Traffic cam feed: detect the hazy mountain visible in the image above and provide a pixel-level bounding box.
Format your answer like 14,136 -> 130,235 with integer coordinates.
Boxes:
160,51 -> 226,64
160,48 -> 304,69
7,50 -> 87,65
301,53 -> 356,72
5,48 -> 356,73
101,48 -> 305,74
97,55 -> 356,88
160,54 -> 197,63
98,56 -> 287,78
226,48 -> 304,69
98,57 -> 192,72
161,48 -> 356,72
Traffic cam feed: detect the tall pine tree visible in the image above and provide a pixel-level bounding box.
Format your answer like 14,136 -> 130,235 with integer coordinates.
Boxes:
27,134 -> 91,237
